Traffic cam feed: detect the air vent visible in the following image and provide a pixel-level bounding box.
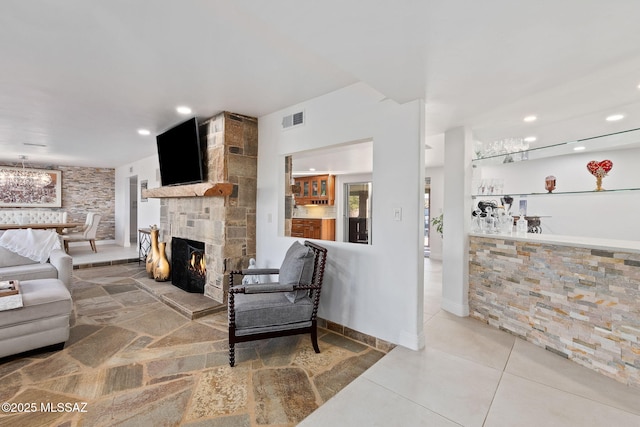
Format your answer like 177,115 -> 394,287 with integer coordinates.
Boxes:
282,111 -> 305,129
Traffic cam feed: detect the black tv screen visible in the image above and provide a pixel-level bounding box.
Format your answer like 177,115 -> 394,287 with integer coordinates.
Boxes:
156,117 -> 207,186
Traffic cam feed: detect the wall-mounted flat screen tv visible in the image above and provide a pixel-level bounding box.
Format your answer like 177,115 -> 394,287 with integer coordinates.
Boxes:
156,117 -> 207,186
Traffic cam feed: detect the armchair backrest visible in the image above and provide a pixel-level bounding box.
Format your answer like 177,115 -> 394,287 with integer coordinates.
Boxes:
82,213 -> 101,239
302,240 -> 328,307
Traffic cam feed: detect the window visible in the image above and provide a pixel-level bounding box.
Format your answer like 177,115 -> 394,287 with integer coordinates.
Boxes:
284,140 -> 373,243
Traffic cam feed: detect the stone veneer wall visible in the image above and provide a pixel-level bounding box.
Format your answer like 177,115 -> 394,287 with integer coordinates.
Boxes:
160,112 -> 257,303
0,162 -> 115,240
469,235 -> 640,388
58,166 -> 115,240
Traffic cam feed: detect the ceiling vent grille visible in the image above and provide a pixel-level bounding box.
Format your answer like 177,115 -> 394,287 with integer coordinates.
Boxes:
282,111 -> 304,129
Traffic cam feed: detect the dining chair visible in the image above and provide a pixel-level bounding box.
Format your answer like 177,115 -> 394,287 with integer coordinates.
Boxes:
62,213 -> 101,253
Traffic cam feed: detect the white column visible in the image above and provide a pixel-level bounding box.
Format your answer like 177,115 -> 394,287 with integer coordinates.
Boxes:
441,126 -> 472,316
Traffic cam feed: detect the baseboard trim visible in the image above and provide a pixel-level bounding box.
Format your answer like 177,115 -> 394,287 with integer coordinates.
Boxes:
318,318 -> 396,353
441,298 -> 469,317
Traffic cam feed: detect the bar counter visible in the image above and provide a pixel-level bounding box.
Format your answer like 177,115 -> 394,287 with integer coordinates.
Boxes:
468,232 -> 640,388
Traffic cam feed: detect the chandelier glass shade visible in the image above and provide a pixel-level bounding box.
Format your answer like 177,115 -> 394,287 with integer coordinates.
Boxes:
0,168 -> 52,188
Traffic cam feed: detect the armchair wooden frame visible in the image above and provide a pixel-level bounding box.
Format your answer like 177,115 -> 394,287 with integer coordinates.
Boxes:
228,240 -> 328,367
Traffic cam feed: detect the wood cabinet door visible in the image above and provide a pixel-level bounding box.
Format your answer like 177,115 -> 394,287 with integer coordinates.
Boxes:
307,220 -> 321,239
293,174 -> 335,206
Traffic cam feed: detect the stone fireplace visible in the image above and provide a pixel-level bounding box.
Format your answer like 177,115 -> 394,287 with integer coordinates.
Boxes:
147,112 -> 257,304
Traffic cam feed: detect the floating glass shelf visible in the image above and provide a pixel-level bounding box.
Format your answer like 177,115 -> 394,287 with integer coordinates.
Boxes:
471,187 -> 640,199
472,127 -> 640,166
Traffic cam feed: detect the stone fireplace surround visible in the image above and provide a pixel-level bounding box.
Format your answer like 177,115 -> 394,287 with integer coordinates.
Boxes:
145,112 -> 257,304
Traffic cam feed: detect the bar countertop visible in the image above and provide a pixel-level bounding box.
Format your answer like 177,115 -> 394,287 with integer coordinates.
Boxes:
469,231 -> 640,254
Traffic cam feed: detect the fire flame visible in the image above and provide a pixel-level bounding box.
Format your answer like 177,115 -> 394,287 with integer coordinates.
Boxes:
189,252 -> 206,276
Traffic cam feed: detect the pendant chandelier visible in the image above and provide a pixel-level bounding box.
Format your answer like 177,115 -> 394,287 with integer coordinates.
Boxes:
0,162 -> 52,189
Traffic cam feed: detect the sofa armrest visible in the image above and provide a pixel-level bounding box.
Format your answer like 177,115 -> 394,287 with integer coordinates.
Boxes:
49,248 -> 72,289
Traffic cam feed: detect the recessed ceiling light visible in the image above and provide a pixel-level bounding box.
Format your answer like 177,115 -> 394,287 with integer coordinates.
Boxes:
606,114 -> 624,122
137,129 -> 151,136
176,106 -> 192,115
523,115 -> 537,122
573,146 -> 586,151
524,136 -> 537,143
309,168 -> 316,172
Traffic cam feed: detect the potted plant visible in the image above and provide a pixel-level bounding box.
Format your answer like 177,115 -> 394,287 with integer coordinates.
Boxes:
431,214 -> 443,236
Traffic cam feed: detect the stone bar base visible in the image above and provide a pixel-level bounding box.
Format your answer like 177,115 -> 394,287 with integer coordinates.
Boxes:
469,235 -> 640,388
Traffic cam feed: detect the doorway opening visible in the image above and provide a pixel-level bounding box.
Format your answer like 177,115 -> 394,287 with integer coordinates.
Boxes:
345,182 -> 372,244
424,179 -> 430,257
129,176 -> 138,246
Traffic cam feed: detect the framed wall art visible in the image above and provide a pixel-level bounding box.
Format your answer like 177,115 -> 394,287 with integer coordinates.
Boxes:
0,166 -> 62,207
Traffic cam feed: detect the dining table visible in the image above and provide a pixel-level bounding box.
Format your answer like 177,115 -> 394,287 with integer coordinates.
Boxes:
0,222 -> 85,234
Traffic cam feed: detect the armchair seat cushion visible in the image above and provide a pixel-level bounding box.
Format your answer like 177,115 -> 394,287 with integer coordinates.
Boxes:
232,288 -> 314,333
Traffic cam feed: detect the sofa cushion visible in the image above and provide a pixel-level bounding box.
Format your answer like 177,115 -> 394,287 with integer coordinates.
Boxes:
0,246 -> 37,268
0,279 -> 71,328
232,290 -> 313,331
279,241 -> 315,303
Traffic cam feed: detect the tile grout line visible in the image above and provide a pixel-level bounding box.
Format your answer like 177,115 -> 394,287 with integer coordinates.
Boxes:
480,334 -> 516,426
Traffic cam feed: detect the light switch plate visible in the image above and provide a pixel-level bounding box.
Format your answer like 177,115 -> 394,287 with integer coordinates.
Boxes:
393,207 -> 402,221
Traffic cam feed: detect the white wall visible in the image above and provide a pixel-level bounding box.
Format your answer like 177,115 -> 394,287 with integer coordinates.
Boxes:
114,154 -> 161,247
257,83 -> 426,349
475,146 -> 640,241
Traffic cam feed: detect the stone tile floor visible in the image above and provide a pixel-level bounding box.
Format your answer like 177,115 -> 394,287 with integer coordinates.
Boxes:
0,263 -> 385,426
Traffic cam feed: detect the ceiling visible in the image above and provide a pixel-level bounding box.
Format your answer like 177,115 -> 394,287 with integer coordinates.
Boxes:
2,1 -> 640,169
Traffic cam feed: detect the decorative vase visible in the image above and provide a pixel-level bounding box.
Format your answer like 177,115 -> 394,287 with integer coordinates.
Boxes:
146,225 -> 159,278
154,241 -> 170,282
595,176 -> 603,191
545,175 -> 556,193
586,160 -> 612,192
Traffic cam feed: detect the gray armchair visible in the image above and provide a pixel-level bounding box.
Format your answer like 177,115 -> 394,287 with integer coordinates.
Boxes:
228,240 -> 328,367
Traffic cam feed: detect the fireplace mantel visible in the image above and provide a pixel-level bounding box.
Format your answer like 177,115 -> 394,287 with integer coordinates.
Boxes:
142,182 -> 233,199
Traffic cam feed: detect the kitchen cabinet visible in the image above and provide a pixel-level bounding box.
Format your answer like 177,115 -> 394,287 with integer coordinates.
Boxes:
291,218 -> 335,241
293,175 -> 335,206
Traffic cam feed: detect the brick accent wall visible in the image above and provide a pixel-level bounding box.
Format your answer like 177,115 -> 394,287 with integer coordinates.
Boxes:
160,112 -> 257,303
0,162 -> 115,240
469,235 -> 640,388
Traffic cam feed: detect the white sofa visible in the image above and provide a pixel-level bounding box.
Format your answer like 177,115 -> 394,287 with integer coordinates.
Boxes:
0,246 -> 73,358
0,209 -> 68,225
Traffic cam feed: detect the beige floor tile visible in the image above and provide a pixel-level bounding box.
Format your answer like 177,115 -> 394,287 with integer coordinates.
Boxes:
424,311 -> 515,370
363,346 -> 501,427
485,373 -> 640,427
299,377 -> 460,427
506,338 -> 640,415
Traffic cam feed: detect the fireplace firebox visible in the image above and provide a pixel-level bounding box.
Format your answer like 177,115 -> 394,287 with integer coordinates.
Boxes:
171,237 -> 206,293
